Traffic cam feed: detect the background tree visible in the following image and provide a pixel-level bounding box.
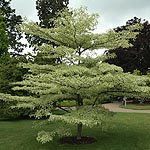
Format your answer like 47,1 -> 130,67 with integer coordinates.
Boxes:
1,8 -> 150,143
0,0 -> 25,55
105,17 -> 150,74
0,7 -> 26,93
0,14 -> 8,56
0,55 -> 30,119
26,0 -> 69,65
0,8 -> 28,119
36,0 -> 69,28
27,0 -> 69,48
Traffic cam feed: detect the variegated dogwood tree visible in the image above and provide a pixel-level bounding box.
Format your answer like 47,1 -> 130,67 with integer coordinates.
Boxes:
1,7 -> 150,143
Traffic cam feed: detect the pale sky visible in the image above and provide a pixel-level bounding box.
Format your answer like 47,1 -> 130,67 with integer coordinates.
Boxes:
11,0 -> 150,33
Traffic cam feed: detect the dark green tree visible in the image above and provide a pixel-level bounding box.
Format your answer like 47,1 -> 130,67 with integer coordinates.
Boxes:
105,17 -> 150,74
0,0 -> 26,55
0,13 -> 29,119
0,56 -> 28,94
0,58 -> 30,119
26,0 -> 69,46
26,0 -> 69,64
36,0 -> 69,28
0,14 -> 8,56
0,11 -> 27,94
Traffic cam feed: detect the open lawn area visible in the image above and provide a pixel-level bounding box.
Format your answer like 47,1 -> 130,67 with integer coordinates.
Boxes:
120,103 -> 150,110
0,113 -> 150,150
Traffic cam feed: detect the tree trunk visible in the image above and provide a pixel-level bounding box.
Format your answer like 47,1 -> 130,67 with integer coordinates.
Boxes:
76,122 -> 82,140
77,94 -> 83,106
76,94 -> 83,140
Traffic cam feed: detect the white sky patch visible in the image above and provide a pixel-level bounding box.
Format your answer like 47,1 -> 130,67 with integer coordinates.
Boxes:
11,0 -> 38,21
11,0 -> 150,32
82,49 -> 106,58
69,0 -> 82,8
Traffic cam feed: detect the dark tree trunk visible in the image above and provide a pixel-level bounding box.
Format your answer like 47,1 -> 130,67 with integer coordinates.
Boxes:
76,94 -> 83,140
76,122 -> 83,140
77,94 -> 83,106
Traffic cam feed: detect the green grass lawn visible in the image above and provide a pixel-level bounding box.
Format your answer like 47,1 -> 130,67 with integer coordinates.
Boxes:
120,104 -> 150,110
0,113 -> 150,150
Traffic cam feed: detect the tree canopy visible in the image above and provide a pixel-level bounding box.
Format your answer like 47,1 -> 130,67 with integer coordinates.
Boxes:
26,0 -> 69,49
0,14 -> 8,56
36,0 -> 69,28
0,0 -> 25,55
25,0 -> 69,64
1,8 -> 150,143
0,11 -> 28,118
105,17 -> 150,74
0,3 -> 28,94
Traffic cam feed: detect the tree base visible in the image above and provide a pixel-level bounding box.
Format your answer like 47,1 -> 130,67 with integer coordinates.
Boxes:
58,136 -> 97,145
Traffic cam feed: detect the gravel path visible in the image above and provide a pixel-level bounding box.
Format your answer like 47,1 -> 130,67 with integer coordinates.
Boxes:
102,102 -> 150,113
